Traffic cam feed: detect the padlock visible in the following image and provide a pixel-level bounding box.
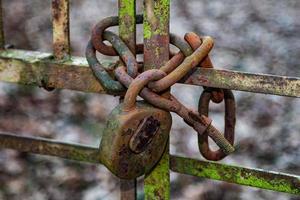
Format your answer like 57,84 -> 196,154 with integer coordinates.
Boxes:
98,70 -> 172,179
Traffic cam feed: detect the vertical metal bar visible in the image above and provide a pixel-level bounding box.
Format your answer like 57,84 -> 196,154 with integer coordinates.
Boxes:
52,0 -> 70,60
0,0 -> 4,49
143,0 -> 170,199
119,0 -> 136,54
119,1 -> 137,199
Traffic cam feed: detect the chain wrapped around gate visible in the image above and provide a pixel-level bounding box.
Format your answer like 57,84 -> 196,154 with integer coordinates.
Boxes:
86,15 -> 237,178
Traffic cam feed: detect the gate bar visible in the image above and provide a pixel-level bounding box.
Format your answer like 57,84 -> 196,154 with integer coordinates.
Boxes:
1,132 -> 299,195
170,156 -> 300,195
0,49 -> 299,97
118,1 -> 137,199
52,0 -> 70,60
143,0 -> 170,199
0,132 -> 100,163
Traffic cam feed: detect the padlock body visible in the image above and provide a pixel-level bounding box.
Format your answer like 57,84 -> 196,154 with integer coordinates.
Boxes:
99,101 -> 172,179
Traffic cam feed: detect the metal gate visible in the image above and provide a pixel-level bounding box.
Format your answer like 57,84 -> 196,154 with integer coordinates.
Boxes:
0,0 -> 299,199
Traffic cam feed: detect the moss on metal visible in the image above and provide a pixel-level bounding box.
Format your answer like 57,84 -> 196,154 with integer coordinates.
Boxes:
143,0 -> 170,199
170,156 -> 300,195
145,145 -> 170,200
119,0 -> 136,54
144,0 -> 169,39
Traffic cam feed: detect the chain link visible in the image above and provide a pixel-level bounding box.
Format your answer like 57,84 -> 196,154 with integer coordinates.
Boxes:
86,15 -> 237,161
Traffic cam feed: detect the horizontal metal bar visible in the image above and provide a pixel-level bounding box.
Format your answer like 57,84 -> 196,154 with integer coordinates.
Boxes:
52,0 -> 70,60
0,132 -> 100,163
184,68 -> 300,98
0,133 -> 299,195
170,156 -> 300,195
0,49 -> 299,97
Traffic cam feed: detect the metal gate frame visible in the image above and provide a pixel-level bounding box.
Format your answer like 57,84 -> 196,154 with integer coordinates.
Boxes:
0,0 -> 299,199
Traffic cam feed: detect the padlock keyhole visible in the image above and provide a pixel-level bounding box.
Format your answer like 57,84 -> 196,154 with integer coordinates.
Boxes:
129,116 -> 160,153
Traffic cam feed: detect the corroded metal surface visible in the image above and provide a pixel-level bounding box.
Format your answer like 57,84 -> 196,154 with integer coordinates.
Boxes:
119,0 -> 136,55
0,132 -> 99,163
148,36 -> 214,92
52,0 -> 70,60
0,0 -> 4,49
143,0 -> 170,199
118,1 -> 137,198
198,89 -> 236,161
99,101 -> 171,179
170,156 -> 300,195
115,67 -> 235,155
184,67 -> 300,97
0,49 -> 299,97
184,32 -> 224,103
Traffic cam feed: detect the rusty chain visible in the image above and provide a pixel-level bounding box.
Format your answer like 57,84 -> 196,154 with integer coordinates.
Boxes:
86,15 -> 236,161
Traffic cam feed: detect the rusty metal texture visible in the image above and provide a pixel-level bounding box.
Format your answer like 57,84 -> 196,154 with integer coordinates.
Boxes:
123,69 -> 166,111
87,30 -> 140,94
98,70 -> 172,179
170,156 -> 300,195
87,15 -> 193,94
143,0 -> 170,198
118,0 -> 137,198
184,32 -> 224,103
0,0 -> 4,49
148,36 -> 214,92
114,66 -> 235,157
0,132 -> 100,163
52,0 -> 70,60
198,89 -> 236,161
91,15 -> 192,56
92,15 -> 143,56
118,0 -> 136,55
0,49 -> 299,97
101,23 -> 234,155
86,40 -> 125,94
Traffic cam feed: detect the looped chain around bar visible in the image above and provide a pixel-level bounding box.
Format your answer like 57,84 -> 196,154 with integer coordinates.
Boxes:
86,15 -> 237,161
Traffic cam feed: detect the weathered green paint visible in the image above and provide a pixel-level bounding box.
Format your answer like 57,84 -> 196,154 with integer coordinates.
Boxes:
52,0 -> 70,60
144,0 -> 170,199
170,156 -> 300,195
0,49 -> 299,97
0,133 -> 100,163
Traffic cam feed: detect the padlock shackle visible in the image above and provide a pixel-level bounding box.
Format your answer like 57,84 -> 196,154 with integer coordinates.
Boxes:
123,70 -> 166,111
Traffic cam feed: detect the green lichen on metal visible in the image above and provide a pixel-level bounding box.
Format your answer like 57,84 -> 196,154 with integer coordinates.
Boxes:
0,49 -> 299,97
170,156 -> 300,195
144,0 -> 169,39
119,0 -> 136,54
0,0 -> 5,49
145,145 -> 170,200
119,0 -> 135,33
144,0 -> 170,199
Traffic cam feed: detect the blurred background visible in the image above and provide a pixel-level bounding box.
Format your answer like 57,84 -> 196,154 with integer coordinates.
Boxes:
0,0 -> 299,199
